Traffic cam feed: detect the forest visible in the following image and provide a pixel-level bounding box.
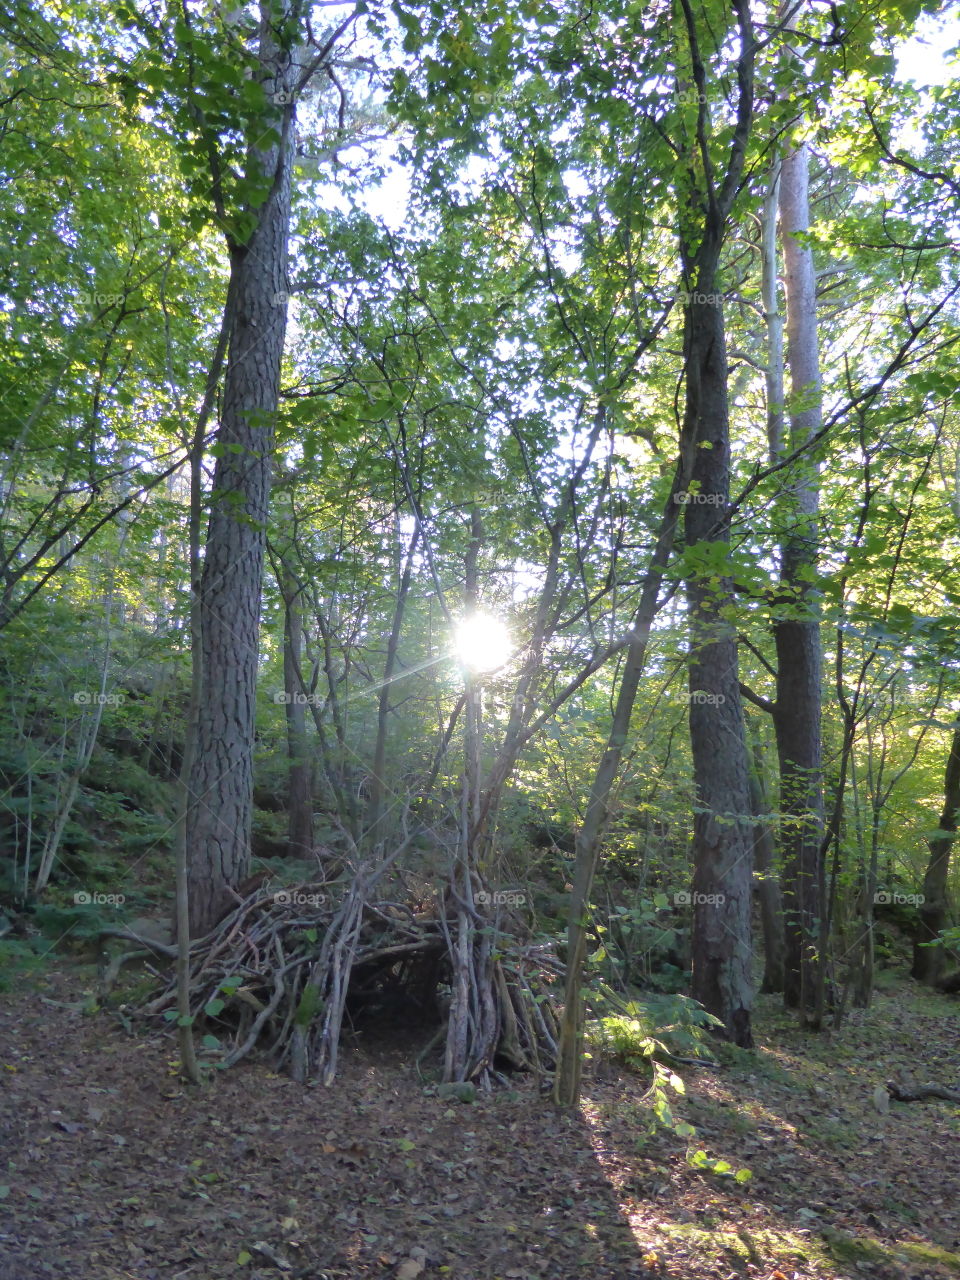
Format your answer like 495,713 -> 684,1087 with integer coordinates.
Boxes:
0,0 -> 959,1277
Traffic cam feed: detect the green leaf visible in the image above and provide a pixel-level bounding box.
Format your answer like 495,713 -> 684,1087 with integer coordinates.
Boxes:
365,396 -> 396,420
204,998 -> 225,1017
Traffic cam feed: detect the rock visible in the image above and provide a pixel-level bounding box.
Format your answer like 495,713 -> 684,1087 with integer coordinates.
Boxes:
871,1085 -> 890,1115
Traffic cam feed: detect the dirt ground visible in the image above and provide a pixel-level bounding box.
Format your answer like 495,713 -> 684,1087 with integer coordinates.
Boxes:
1,963 -> 958,1280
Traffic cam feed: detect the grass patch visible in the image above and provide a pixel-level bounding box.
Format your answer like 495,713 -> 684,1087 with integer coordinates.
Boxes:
0,935 -> 50,991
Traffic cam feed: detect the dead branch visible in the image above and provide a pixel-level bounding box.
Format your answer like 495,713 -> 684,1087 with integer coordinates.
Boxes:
886,1079 -> 960,1104
136,873 -> 562,1089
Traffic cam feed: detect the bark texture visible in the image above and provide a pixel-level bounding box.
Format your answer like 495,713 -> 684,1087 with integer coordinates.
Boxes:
671,0 -> 758,1049
684,291 -> 755,1048
186,5 -> 297,936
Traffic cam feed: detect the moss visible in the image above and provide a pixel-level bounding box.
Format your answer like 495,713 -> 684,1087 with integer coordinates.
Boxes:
822,1226 -> 960,1273
803,1114 -> 859,1149
660,1222 -> 824,1269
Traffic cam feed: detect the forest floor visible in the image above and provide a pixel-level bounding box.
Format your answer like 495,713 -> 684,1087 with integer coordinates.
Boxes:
0,961 -> 958,1280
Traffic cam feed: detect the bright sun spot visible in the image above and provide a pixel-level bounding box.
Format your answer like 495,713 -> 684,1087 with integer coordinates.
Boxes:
453,612 -> 513,673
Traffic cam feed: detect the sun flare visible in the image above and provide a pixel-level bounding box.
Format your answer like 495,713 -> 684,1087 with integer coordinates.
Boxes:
453,612 -> 513,673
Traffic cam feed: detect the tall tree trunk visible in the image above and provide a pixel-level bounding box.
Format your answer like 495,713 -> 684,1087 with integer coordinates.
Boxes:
762,157 -> 784,462
186,5 -> 298,936
172,397 -> 209,1085
671,0 -> 757,1050
556,0 -> 758,1102
775,135 -> 825,1024
748,732 -> 786,993
684,289 -> 755,1048
282,565 -> 313,860
912,725 -> 960,984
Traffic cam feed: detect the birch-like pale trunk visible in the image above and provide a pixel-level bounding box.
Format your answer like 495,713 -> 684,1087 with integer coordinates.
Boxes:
776,132 -> 826,1025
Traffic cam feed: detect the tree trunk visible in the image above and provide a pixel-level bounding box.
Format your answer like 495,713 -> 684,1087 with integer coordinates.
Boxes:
912,725 -> 960,983
748,733 -> 786,993
684,290 -> 755,1048
172,387 -> 209,1085
761,157 -> 784,462
282,565 -> 313,860
186,6 -> 297,936
775,136 -> 825,1024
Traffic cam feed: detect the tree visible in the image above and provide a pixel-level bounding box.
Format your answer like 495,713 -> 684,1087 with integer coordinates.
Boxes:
773,99 -> 826,1024
675,0 -> 758,1048
181,1 -> 300,935
913,725 -> 960,985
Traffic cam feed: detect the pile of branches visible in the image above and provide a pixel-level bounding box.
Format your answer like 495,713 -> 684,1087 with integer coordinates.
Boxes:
140,873 -> 563,1088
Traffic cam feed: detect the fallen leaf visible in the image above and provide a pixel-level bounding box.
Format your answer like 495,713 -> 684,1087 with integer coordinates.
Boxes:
397,1245 -> 428,1279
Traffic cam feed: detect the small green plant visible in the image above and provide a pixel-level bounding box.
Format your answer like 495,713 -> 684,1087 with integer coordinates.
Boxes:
585,990 -> 751,1186
585,1012 -> 695,1137
686,1147 -> 752,1182
587,988 -> 722,1064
